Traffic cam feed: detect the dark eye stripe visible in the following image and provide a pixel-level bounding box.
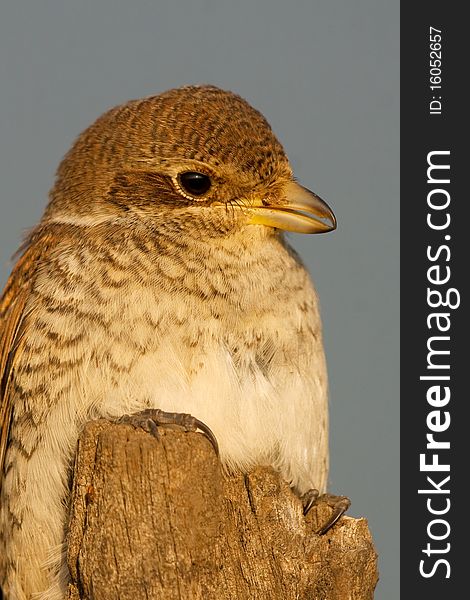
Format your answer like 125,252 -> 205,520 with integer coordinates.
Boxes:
178,172 -> 211,196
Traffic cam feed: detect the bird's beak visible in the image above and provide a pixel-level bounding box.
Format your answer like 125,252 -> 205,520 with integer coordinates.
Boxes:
247,181 -> 337,234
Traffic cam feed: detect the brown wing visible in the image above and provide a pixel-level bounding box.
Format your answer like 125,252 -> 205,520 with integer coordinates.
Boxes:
0,231 -> 52,493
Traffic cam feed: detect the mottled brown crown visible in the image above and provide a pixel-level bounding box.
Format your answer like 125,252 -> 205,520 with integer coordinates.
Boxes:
46,86 -> 291,218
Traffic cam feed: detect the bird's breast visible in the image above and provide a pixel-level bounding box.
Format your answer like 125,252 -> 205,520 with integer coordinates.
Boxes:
87,237 -> 326,482
22,225 -> 328,490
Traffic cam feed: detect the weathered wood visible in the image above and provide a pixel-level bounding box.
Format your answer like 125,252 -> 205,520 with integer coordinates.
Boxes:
66,420 -> 378,599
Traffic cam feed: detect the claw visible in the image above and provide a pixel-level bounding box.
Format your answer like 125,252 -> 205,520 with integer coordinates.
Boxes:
301,488 -> 320,516
301,489 -> 351,535
191,416 -> 220,457
315,496 -> 351,535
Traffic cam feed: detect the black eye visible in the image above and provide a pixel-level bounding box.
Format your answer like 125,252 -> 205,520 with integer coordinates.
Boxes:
178,171 -> 211,197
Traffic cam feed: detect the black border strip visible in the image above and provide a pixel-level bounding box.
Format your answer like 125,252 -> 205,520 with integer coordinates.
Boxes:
400,5 -> 466,596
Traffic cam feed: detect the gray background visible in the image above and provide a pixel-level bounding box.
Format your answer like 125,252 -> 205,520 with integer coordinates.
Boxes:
0,0 -> 399,597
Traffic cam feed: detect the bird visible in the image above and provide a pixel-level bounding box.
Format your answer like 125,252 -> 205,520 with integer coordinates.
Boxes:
0,85 -> 341,599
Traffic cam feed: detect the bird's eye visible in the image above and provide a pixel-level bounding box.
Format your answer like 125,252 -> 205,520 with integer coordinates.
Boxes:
178,172 -> 211,197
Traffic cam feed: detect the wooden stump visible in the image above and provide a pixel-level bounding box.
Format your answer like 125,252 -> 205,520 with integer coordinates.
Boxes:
66,420 -> 378,599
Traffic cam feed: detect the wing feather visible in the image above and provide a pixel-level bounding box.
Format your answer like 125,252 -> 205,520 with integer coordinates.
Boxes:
0,232 -> 51,492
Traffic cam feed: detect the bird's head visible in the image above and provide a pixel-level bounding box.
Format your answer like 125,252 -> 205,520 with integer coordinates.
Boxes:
46,85 -> 336,237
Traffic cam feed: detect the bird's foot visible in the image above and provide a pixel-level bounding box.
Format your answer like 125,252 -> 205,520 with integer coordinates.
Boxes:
117,408 -> 219,456
301,489 -> 351,535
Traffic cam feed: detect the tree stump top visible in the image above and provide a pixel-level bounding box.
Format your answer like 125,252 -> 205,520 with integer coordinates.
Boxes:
67,420 -> 378,599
